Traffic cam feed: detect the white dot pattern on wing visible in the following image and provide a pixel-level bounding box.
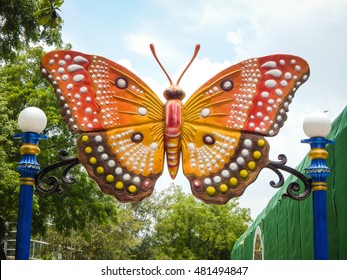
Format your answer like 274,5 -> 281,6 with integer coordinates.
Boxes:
89,56 -> 121,128
238,57 -> 306,135
187,136 -> 267,197
108,129 -> 158,175
227,58 -> 260,130
81,133 -> 158,188
42,54 -> 103,130
80,134 -> 151,191
42,53 -> 151,131
198,56 -> 307,136
187,132 -> 238,176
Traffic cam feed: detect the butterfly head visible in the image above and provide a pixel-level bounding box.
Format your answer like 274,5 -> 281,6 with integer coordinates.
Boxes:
164,85 -> 186,100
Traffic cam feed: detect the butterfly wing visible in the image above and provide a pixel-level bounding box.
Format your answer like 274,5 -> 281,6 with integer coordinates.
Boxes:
41,50 -> 165,202
182,54 -> 310,204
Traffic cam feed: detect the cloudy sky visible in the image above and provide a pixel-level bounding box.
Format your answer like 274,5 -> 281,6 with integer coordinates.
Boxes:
58,0 -> 347,219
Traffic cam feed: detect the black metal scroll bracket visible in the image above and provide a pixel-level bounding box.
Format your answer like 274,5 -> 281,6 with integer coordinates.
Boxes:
265,154 -> 312,200
34,150 -> 80,195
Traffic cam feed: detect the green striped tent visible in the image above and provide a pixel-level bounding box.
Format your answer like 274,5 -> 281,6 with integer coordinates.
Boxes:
231,107 -> 347,260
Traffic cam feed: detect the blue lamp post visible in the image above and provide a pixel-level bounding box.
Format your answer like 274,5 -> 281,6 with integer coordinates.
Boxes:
14,107 -> 47,260
302,112 -> 333,260
268,112 -> 333,260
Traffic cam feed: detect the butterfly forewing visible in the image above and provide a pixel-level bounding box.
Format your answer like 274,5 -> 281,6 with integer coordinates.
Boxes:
184,54 -> 309,136
41,50 -> 165,202
182,54 -> 309,203
41,51 -> 164,131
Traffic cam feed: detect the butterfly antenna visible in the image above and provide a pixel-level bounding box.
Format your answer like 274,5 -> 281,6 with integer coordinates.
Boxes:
150,44 -> 173,85
176,44 -> 200,85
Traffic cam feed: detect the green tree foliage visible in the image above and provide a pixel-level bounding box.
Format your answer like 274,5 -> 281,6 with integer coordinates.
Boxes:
37,204 -> 145,260
148,185 -> 251,260
0,0 -> 64,62
34,0 -> 64,28
34,186 -> 251,260
0,91 -> 18,242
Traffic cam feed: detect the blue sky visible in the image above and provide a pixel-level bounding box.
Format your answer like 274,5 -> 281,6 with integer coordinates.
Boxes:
57,0 -> 347,218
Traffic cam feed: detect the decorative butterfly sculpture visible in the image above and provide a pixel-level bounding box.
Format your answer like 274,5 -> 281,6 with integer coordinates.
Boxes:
40,45 -> 309,204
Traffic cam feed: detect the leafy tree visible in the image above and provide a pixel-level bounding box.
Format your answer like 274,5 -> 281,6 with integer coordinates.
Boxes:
34,0 -> 64,28
146,185 -> 251,260
0,91 -> 19,244
34,187 -> 251,260
36,203 -> 146,260
0,0 -> 64,62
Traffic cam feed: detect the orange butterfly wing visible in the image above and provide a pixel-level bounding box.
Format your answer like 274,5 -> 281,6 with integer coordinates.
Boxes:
41,50 -> 165,202
182,55 -> 310,204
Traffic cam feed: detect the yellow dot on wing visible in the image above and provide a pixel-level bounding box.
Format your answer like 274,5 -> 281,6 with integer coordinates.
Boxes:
229,177 -> 238,186
81,135 -> 89,143
257,139 -> 266,147
89,157 -> 97,164
128,185 -> 137,193
106,174 -> 114,183
115,181 -> 124,190
96,166 -> 105,174
206,186 -> 216,196
84,147 -> 92,154
253,151 -> 262,159
248,161 -> 256,170
240,169 -> 249,179
219,184 -> 228,193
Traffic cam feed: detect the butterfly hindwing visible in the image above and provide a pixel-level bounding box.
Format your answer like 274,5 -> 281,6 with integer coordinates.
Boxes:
77,124 -> 164,202
182,54 -> 309,203
182,125 -> 270,204
41,50 -> 165,202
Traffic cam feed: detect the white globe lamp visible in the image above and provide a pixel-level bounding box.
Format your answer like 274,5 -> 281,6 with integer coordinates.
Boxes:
18,107 -> 47,134
303,112 -> 331,138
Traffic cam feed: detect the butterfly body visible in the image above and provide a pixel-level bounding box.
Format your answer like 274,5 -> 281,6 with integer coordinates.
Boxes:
41,47 -> 310,204
164,98 -> 183,179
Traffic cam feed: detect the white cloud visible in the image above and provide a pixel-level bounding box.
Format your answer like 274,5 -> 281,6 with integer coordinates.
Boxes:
226,28 -> 251,58
123,33 -> 156,56
116,58 -> 137,73
226,29 -> 244,47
